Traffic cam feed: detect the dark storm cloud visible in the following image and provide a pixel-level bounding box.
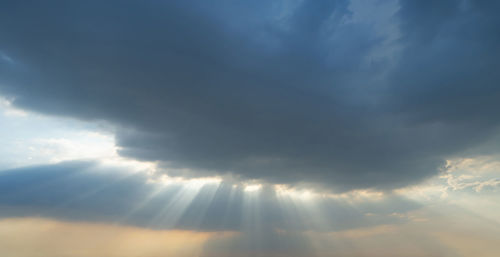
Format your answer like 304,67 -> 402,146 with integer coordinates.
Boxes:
0,0 -> 499,190
390,0 -> 500,130
0,162 -> 418,232
383,0 -> 500,160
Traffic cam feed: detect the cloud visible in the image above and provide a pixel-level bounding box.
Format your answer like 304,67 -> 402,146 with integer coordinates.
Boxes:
0,161 -> 499,256
0,161 -> 419,232
0,217 -> 216,257
3,208 -> 500,257
201,230 -> 315,257
0,0 -> 499,190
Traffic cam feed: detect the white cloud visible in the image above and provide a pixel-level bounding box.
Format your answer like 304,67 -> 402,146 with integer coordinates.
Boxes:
0,96 -> 155,173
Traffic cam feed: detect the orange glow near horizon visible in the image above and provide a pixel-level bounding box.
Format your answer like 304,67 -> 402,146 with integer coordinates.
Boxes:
0,217 -> 234,257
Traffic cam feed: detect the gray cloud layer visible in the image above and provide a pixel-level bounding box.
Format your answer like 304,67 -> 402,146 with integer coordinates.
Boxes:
0,161 -> 417,232
0,0 -> 499,190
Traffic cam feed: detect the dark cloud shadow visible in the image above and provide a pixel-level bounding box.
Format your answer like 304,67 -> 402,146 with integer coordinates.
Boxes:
0,0 -> 499,190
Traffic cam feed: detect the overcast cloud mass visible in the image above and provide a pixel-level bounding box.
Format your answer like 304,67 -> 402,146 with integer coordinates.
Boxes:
1,0 -> 499,191
1,1 -> 500,256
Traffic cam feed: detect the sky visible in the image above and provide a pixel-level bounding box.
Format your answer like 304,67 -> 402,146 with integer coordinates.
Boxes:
0,0 -> 499,256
